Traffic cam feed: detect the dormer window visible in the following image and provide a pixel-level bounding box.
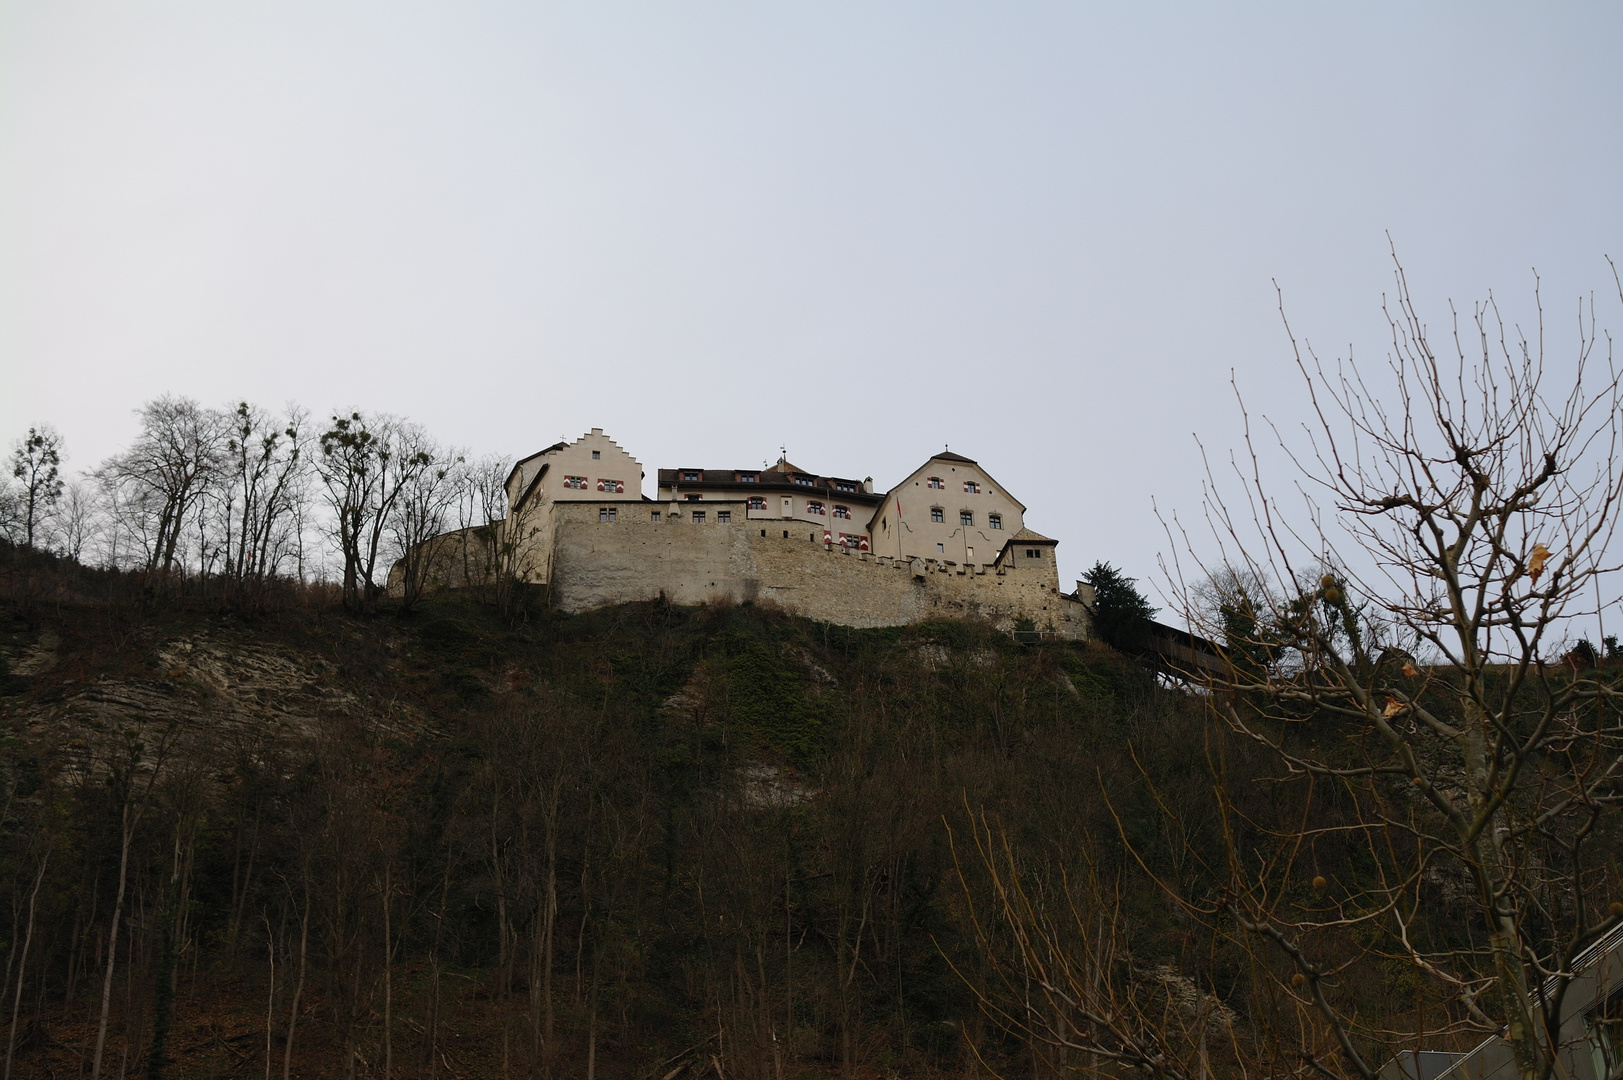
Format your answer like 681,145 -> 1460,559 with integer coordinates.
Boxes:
737,473 -> 757,482
681,470 -> 701,482
988,513 -> 1003,530
833,505 -> 850,519
834,480 -> 857,493
963,481 -> 980,494
794,475 -> 814,487
926,476 -> 944,490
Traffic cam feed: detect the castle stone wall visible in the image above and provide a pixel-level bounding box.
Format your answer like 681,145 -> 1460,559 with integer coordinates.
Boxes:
549,503 -> 1087,637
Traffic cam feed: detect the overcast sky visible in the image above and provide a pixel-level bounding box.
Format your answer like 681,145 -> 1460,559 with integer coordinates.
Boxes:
3,2 -> 1621,603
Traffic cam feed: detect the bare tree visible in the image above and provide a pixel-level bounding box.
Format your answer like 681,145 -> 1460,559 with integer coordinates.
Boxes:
8,425 -> 64,550
97,397 -> 229,576
317,412 -> 435,608
90,724 -> 175,1080
1158,253 -> 1623,1078
49,479 -> 101,564
453,453 -> 511,597
951,807 -> 1240,1080
218,402 -> 310,604
389,441 -> 464,609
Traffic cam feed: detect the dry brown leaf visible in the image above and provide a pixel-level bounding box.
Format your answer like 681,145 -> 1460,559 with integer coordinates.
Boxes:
1402,661 -> 1420,678
1383,697 -> 1404,718
1529,542 -> 1551,584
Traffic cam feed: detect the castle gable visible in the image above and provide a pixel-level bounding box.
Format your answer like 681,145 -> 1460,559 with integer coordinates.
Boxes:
868,452 -> 1033,571
508,428 -> 644,512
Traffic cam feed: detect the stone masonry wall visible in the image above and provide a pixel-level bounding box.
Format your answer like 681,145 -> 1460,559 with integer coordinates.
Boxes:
549,503 -> 1087,637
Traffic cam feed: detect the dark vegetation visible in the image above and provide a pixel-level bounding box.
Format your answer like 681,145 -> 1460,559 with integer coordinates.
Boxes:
2,540 -> 1615,1079
0,541 -> 1248,1080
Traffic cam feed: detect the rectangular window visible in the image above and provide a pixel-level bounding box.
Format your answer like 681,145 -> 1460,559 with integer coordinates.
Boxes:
833,505 -> 850,519
596,478 -> 625,493
930,507 -> 944,523
960,511 -> 973,526
737,474 -> 757,482
926,476 -> 944,489
592,450 -> 601,459
834,480 -> 857,493
967,546 -> 974,559
717,511 -> 732,523
599,507 -> 617,522
650,511 -> 661,522
963,481 -> 980,494
681,470 -> 701,481
564,475 -> 588,490
685,493 -> 703,501
748,496 -> 766,511
1026,548 -> 1041,558
691,511 -> 706,523
937,542 -> 944,553
989,513 -> 1003,529
795,476 -> 814,487
806,501 -> 826,515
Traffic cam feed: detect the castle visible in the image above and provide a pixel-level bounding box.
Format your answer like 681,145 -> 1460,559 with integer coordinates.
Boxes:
392,428 -> 1093,638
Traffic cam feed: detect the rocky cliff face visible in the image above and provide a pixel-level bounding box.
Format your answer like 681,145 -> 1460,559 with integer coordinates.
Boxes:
2,617 -> 431,782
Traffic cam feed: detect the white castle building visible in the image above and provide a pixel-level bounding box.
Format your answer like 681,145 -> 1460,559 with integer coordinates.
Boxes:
393,429 -> 1090,637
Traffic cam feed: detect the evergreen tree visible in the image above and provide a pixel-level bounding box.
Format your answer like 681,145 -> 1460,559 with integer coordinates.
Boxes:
1081,560 -> 1157,651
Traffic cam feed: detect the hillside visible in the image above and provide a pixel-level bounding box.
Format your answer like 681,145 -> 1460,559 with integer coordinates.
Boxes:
0,541 -> 1259,1080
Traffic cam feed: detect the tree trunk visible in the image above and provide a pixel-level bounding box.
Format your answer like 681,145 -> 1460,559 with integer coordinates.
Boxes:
145,830 -> 185,1080
382,867 -> 393,1080
281,879 -> 310,1080
4,852 -> 48,1080
91,804 -> 136,1080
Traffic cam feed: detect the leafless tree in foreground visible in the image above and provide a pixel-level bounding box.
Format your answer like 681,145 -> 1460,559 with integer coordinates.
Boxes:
1154,252 -> 1623,1079
949,806 -> 1240,1080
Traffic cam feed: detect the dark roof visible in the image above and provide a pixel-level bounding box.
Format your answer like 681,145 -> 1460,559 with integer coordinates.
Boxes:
657,465 -> 881,503
931,451 -> 978,464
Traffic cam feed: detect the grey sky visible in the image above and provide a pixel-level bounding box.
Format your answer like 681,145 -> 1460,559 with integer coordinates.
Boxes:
3,2 -> 1621,597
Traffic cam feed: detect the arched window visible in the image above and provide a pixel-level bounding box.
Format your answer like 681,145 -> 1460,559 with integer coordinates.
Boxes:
806,501 -> 826,516
833,505 -> 850,519
748,496 -> 766,511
